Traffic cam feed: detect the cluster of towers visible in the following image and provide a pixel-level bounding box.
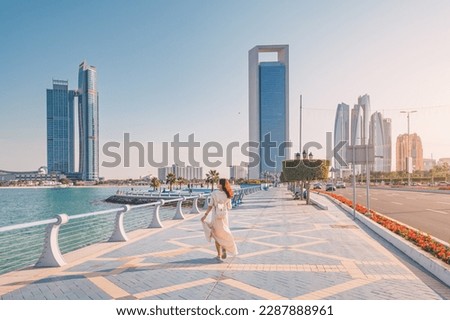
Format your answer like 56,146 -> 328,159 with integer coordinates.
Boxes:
333,95 -> 392,177
46,61 -> 99,181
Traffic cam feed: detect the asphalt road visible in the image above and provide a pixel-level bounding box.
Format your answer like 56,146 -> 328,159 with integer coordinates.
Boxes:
332,187 -> 450,244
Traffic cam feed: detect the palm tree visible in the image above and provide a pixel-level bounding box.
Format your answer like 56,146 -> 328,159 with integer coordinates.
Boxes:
150,177 -> 160,191
206,169 -> 220,191
166,173 -> 176,191
177,176 -> 185,190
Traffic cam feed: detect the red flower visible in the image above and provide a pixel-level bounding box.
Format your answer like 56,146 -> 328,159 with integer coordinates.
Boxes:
325,191 -> 450,265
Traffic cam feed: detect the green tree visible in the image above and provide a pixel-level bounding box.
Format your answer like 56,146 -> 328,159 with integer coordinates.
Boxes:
281,159 -> 330,204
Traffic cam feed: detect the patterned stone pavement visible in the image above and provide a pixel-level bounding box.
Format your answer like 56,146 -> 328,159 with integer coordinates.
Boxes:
0,187 -> 448,300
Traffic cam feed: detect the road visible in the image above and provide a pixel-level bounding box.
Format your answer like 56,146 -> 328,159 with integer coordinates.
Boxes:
332,187 -> 450,244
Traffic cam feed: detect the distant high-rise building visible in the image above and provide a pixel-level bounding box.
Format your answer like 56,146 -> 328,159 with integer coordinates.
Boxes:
357,94 -> 371,145
350,94 -> 371,174
350,104 -> 363,147
396,133 -> 423,172
229,165 -> 248,180
158,165 -> 203,181
333,103 -> 350,174
46,80 -> 75,174
78,61 -> 99,181
369,112 -> 385,172
438,158 -> 450,166
249,45 -> 289,179
382,118 -> 392,172
423,158 -> 436,171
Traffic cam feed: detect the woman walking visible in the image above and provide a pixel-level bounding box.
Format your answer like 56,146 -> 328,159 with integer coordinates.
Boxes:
201,178 -> 238,259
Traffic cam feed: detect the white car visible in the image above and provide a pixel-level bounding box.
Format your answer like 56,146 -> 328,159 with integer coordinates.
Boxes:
336,181 -> 346,188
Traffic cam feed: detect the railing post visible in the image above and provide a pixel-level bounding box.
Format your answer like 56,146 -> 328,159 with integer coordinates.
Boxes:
203,195 -> 210,209
149,200 -> 164,228
35,214 -> 69,268
173,197 -> 186,220
109,205 -> 130,242
190,196 -> 201,214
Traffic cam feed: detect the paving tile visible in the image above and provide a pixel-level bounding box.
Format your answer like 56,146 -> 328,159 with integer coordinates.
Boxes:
0,188 -> 446,300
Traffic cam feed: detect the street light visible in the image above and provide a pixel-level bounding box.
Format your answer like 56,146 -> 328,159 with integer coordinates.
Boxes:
302,150 -> 307,159
308,152 -> 313,160
400,110 -> 417,186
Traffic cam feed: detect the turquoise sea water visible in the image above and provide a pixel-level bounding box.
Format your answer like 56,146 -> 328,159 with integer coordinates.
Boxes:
0,186 -> 185,274
0,187 -> 128,227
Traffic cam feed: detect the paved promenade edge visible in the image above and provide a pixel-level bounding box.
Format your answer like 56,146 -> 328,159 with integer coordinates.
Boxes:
312,192 -> 450,287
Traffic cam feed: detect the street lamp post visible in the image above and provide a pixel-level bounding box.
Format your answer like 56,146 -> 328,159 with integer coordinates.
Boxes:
400,110 -> 417,186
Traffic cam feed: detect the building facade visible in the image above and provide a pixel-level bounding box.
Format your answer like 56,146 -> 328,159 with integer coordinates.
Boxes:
382,118 -> 392,172
0,167 -> 65,183
333,103 -> 350,175
438,158 -> 450,166
78,61 -> 99,181
369,112 -> 385,172
229,165 -> 248,180
350,94 -> 372,174
46,80 -> 75,174
249,45 -> 289,179
396,133 -> 424,172
158,165 -> 203,181
423,158 -> 436,171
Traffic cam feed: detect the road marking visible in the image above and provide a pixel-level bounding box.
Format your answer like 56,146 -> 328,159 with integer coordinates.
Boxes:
437,201 -> 450,206
391,202 -> 403,205
426,209 -> 449,215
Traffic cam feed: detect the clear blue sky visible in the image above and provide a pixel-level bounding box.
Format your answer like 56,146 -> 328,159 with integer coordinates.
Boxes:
1,0 -> 450,179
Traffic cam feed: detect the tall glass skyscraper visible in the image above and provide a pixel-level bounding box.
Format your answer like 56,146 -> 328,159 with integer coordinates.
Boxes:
333,103 -> 349,172
249,45 -> 289,179
369,112 -> 385,172
78,61 -> 99,181
382,118 -> 392,172
46,80 -> 75,174
350,94 -> 371,174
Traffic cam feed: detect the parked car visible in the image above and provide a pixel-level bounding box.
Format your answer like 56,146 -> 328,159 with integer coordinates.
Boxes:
313,183 -> 322,189
336,181 -> 346,188
438,181 -> 449,186
294,188 -> 308,199
325,183 -> 336,191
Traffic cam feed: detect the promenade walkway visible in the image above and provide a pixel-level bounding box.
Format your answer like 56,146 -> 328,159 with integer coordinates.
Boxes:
0,187 -> 448,300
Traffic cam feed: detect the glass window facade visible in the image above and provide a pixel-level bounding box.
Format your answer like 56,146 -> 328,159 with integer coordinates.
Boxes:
78,61 -> 99,181
46,80 -> 75,174
334,103 -> 349,170
259,62 -> 286,174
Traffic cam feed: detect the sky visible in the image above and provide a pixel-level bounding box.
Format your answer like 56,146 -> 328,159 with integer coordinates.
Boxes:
1,0 -> 450,179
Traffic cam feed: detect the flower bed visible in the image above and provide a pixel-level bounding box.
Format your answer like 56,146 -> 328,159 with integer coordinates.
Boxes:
320,191 -> 450,265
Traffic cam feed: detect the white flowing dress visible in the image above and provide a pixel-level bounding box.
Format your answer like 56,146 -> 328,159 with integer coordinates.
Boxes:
208,190 -> 238,256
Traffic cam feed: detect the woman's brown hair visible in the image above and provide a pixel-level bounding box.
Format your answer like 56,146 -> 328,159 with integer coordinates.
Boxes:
219,178 -> 233,199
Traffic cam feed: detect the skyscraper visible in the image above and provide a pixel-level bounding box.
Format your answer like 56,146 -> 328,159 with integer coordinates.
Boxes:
396,133 -> 423,172
357,94 -> 371,145
229,165 -> 248,180
382,118 -> 392,172
350,94 -> 371,174
78,61 -> 99,181
333,103 -> 349,173
46,80 -> 75,174
369,112 -> 385,172
249,45 -> 289,179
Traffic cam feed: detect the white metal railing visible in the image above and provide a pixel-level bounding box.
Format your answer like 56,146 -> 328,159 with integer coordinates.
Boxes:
0,186 -> 261,274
